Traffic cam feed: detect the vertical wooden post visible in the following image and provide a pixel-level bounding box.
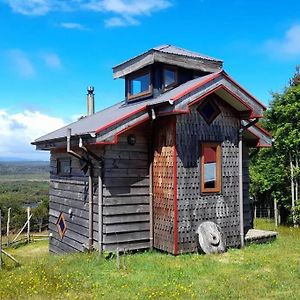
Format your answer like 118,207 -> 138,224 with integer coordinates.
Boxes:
98,166 -> 103,255
274,198 -> 278,228
116,248 -> 120,270
296,156 -> 299,203
238,131 -> 244,248
27,207 -> 30,243
0,209 -> 2,269
6,208 -> 11,247
290,152 -> 296,227
149,152 -> 154,251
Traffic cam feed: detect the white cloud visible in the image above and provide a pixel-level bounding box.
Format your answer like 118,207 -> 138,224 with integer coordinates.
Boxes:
5,0 -> 173,27
105,16 -> 138,27
0,109 -> 65,160
41,52 -> 62,69
59,22 -> 86,30
85,0 -> 171,15
7,49 -> 36,77
264,24 -> 300,58
6,0 -> 51,16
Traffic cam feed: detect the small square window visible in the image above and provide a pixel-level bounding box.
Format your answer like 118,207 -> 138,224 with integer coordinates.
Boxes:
128,70 -> 152,101
56,212 -> 67,238
57,158 -> 71,175
163,67 -> 177,90
197,97 -> 220,125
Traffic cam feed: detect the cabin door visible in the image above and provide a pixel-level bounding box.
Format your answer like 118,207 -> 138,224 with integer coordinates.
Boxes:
152,117 -> 176,253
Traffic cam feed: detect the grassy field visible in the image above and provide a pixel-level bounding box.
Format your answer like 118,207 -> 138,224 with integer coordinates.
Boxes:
0,219 -> 300,300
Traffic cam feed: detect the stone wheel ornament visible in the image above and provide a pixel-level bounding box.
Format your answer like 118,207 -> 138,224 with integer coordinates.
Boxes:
196,221 -> 226,254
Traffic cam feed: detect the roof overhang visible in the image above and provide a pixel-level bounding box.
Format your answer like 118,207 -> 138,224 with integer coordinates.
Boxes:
243,121 -> 272,148
113,50 -> 223,79
170,71 -> 266,118
33,70 -> 268,149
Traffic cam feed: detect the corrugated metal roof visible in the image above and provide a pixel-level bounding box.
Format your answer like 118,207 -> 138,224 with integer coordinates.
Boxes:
153,45 -> 223,62
113,44 -> 222,69
34,73 -> 219,144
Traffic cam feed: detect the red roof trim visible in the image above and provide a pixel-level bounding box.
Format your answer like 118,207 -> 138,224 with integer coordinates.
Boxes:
171,71 -> 222,101
222,71 -> 267,110
187,84 -> 253,113
257,142 -> 272,148
171,70 -> 266,111
94,116 -> 150,145
160,85 -> 253,120
254,123 -> 272,138
172,118 -> 178,256
247,113 -> 264,119
95,105 -> 147,134
245,124 -> 272,148
95,71 -> 265,138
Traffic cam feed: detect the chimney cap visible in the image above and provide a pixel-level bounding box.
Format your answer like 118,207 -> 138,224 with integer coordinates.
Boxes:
87,86 -> 94,94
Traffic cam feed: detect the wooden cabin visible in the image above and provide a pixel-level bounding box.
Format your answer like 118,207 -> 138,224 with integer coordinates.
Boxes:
33,45 -> 272,255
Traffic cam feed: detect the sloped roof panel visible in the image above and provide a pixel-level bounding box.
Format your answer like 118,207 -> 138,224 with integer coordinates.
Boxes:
153,45 -> 223,62
33,71 -> 267,145
33,74 -> 218,144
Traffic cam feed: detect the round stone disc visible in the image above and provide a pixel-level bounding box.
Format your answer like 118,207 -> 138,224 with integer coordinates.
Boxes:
196,221 -> 226,254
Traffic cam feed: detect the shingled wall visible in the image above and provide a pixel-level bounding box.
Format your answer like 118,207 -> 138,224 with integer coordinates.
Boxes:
175,96 -> 242,253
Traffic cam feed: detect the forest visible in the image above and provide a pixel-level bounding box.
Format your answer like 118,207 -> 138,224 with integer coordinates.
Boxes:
250,67 -> 300,225
0,162 -> 49,233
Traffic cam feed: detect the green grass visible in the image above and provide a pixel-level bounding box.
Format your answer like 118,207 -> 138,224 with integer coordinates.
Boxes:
0,219 -> 300,299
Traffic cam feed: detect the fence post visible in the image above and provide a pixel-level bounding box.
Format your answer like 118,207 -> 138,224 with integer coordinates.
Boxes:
274,198 -> 278,228
0,209 -> 2,269
7,208 -> 11,247
27,207 -> 30,243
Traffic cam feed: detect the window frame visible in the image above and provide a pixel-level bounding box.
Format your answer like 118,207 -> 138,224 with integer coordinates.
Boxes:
56,212 -> 67,238
163,65 -> 178,91
197,97 -> 221,125
57,158 -> 72,176
127,68 -> 153,101
200,143 -> 222,193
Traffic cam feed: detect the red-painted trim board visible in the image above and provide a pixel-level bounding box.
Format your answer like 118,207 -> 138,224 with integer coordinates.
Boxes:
95,105 -> 147,133
171,70 -> 267,110
94,116 -> 150,145
254,123 -> 272,138
173,118 -> 178,255
222,71 -> 267,110
171,71 -> 222,101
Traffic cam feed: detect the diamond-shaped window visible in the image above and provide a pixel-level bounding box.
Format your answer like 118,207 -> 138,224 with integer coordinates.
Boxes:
197,97 -> 220,125
56,212 -> 67,238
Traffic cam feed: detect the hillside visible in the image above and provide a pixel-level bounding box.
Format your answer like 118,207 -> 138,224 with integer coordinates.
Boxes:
0,161 -> 49,182
0,161 -> 49,231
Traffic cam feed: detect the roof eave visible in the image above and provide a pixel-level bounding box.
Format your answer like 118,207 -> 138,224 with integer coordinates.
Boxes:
113,51 -> 223,79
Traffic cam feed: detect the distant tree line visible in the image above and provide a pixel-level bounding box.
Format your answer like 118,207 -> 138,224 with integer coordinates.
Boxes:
250,67 -> 300,225
0,161 -> 49,175
0,181 -> 49,233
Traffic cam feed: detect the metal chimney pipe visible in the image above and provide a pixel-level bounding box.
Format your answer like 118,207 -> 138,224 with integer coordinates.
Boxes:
87,86 -> 95,116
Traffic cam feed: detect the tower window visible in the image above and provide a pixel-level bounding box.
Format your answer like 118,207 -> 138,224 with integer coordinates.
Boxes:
163,66 -> 178,90
127,70 -> 152,101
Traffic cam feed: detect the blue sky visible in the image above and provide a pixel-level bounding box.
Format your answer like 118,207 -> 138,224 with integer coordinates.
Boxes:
0,0 -> 299,160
